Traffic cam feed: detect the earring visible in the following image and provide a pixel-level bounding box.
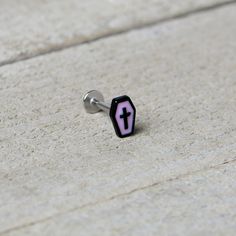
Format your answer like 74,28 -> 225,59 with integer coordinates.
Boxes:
83,90 -> 136,138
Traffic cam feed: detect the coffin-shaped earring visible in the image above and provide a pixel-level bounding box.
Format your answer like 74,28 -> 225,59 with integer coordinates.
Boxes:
83,90 -> 136,138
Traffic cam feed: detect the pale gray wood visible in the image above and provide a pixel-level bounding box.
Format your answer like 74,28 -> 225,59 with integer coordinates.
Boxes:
0,0 -> 232,66
6,161 -> 236,236
0,3 -> 236,236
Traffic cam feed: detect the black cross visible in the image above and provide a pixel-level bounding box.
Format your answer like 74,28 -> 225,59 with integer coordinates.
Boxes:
120,107 -> 131,130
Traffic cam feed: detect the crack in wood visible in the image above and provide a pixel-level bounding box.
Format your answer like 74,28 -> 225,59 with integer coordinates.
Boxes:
0,0 -> 235,68
0,158 -> 235,235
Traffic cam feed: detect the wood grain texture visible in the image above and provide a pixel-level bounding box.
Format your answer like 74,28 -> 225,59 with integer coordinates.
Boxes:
0,0 -> 233,66
0,2 -> 236,236
5,161 -> 236,236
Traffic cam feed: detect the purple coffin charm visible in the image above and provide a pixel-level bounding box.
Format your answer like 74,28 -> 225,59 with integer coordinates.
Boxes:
109,95 -> 136,138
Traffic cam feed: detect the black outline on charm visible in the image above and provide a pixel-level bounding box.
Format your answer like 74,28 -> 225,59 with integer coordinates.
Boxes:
109,95 -> 136,138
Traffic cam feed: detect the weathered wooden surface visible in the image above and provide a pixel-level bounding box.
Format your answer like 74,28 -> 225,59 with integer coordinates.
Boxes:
0,1 -> 236,236
7,163 -> 236,236
0,0 -> 233,65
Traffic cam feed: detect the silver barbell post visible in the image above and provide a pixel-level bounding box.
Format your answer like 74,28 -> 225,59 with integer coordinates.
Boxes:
92,98 -> 110,114
83,90 -> 110,114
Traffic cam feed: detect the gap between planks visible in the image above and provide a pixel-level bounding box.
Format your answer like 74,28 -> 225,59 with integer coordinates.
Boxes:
0,157 -> 235,236
0,0 -> 236,68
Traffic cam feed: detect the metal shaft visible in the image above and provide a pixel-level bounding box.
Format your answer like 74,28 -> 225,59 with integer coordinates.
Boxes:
92,98 -> 111,113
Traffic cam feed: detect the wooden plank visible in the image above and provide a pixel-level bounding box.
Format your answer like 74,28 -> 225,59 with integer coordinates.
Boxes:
0,3 -> 236,235
5,161 -> 236,236
0,0 -> 232,66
